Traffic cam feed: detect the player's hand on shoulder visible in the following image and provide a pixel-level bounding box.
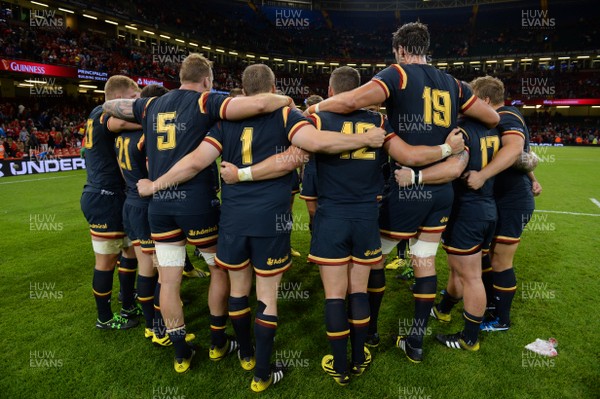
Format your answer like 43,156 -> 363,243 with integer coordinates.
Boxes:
364,127 -> 386,148
220,161 -> 240,184
445,127 -> 465,154
136,179 -> 155,197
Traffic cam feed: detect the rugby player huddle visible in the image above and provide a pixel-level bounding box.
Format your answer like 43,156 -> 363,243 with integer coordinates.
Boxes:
80,22 -> 541,392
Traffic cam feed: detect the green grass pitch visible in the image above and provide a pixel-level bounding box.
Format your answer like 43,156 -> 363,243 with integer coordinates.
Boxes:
0,146 -> 598,399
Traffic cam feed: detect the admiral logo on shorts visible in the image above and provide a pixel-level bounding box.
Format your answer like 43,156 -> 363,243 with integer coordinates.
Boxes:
364,247 -> 382,257
90,223 -> 108,229
188,226 -> 218,236
100,189 -> 116,196
267,254 -> 289,266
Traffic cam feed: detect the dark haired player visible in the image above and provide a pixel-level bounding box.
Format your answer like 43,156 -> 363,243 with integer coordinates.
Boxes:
307,22 -> 499,362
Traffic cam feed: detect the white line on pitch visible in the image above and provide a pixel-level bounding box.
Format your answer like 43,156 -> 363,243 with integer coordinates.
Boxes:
590,198 -> 600,209
535,209 -> 600,217
0,176 -> 76,185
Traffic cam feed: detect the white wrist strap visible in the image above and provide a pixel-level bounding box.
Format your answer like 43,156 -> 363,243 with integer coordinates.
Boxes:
439,143 -> 452,158
237,167 -> 253,182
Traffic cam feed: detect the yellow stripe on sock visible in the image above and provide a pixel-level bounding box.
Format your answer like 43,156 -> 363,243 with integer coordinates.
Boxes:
327,329 -> 350,338
413,293 -> 436,299
348,317 -> 370,325
229,307 -> 251,317
92,289 -> 112,297
463,313 -> 482,324
493,284 -> 517,292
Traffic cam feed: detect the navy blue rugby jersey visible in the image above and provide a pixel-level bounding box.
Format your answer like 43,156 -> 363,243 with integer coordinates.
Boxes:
82,105 -> 125,192
205,106 -> 310,236
132,90 -> 232,214
310,109 -> 393,220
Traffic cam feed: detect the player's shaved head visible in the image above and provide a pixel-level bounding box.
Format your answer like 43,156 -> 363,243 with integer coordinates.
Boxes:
329,66 -> 361,94
392,22 -> 430,55
470,76 -> 505,106
104,75 -> 140,101
140,84 -> 169,98
242,64 -> 275,96
179,53 -> 213,84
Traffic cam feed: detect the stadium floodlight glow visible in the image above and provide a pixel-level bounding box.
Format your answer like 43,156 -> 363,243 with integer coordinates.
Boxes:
25,79 -> 47,84
437,62 -> 448,66
229,51 -> 238,55
78,89 -> 87,93
246,54 -> 255,58
273,58 -> 283,62
522,105 -> 536,109
521,58 -> 533,62
175,39 -> 185,43
93,90 -> 105,94
362,63 -> 372,67
503,59 -> 515,63
143,30 -> 155,35
453,62 -> 464,65
592,106 -> 600,108
260,56 -> 269,60
330,62 -> 339,66
189,43 -> 198,47
30,1 -> 48,7
159,34 -> 170,39
79,84 -> 97,89
347,63 -> 357,66
58,7 -> 74,13
18,83 -> 35,87
485,60 -> 497,63
299,60 -> 308,64
535,104 -> 542,109
287,59 -> 297,63
469,61 -> 481,64
105,19 -> 118,25
83,14 -> 97,20
215,48 -> 225,53
539,57 -> 552,61
201,46 -> 211,50
315,61 -> 325,65
577,55 -> 590,59
125,25 -> 137,30
556,106 -> 570,109
558,56 -> 570,60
